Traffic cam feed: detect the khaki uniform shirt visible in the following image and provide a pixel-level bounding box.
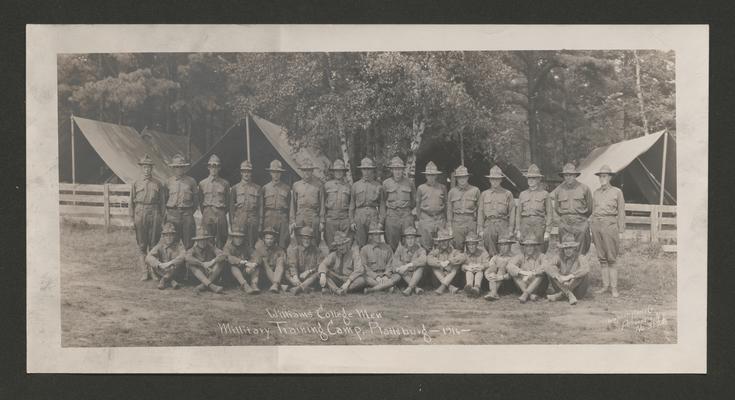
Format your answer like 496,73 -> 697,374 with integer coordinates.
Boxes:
592,185 -> 626,230
544,253 -> 590,279
222,240 -> 252,265
349,178 -> 383,219
553,181 -> 593,217
198,175 -> 230,209
382,177 -> 415,212
426,247 -> 466,272
462,247 -> 490,271
290,178 -> 324,220
506,253 -> 546,277
165,175 -> 199,209
185,242 -> 224,268
130,176 -> 165,214
448,184 -> 480,222
359,242 -> 394,275
253,240 -> 286,270
516,187 -> 552,230
230,181 -> 261,217
146,241 -> 185,267
390,243 -> 427,273
317,245 -> 364,281
486,253 -> 513,276
478,187 -> 516,229
286,243 -> 322,278
322,179 -> 351,221
415,183 -> 447,218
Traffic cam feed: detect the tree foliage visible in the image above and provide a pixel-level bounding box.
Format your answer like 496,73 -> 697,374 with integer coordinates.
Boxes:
58,50 -> 675,181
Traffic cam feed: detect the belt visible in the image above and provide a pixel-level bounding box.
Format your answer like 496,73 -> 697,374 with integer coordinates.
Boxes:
420,209 -> 444,217
453,212 -> 475,216
202,205 -> 227,210
356,205 -> 379,209
521,214 -> 545,218
136,202 -> 158,205
167,206 -> 193,210
264,207 -> 288,212
485,215 -> 508,221
386,207 -> 412,213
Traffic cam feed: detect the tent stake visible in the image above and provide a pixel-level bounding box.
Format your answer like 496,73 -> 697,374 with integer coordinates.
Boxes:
657,130 -> 669,242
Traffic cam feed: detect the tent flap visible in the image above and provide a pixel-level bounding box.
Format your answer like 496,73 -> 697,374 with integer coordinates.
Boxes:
141,127 -> 202,164
72,116 -> 175,184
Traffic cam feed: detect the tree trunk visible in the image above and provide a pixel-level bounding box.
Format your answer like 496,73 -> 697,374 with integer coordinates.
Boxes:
336,115 -> 353,184
633,50 -> 650,135
406,110 -> 426,176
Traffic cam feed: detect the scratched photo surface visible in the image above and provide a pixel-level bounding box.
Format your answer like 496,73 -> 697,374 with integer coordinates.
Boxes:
57,49 -> 677,347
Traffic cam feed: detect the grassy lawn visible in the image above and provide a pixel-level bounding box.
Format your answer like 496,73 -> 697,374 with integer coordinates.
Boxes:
60,221 -> 676,346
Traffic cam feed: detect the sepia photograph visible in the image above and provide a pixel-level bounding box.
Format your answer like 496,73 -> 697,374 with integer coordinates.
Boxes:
27,25 -> 707,373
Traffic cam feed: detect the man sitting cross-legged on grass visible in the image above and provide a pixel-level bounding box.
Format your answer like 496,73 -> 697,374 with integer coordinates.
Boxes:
223,230 -> 260,295
288,226 -> 324,295
360,222 -> 400,294
252,227 -> 288,293
392,226 -> 428,296
544,234 -> 590,305
506,235 -> 549,303
427,228 -> 466,295
185,226 -> 228,294
483,234 -> 515,301
146,222 -> 186,290
461,232 -> 490,298
317,231 -> 364,295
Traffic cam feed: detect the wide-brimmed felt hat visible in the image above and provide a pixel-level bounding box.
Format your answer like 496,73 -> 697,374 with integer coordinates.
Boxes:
454,165 -> 470,177
138,154 -> 155,166
298,226 -> 314,237
388,157 -> 406,169
402,226 -> 421,237
161,222 -> 177,235
559,234 -> 579,249
261,226 -> 280,237
168,153 -> 190,168
332,231 -> 352,246
299,159 -> 316,170
240,160 -> 253,171
192,226 -> 214,241
497,234 -> 517,245
594,164 -> 616,176
464,232 -> 481,243
422,161 -> 442,175
485,165 -> 504,179
558,162 -> 581,177
368,222 -> 384,234
435,228 -> 452,241
357,157 -> 377,169
520,235 -> 541,246
266,159 -> 287,172
523,164 -> 543,178
329,159 -> 349,171
207,154 -> 222,166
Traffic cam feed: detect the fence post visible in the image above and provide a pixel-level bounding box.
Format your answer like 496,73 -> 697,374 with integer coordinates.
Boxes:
103,183 -> 110,229
649,205 -> 659,243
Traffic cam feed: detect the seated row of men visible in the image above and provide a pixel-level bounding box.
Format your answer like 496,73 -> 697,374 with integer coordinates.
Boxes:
146,219 -> 591,305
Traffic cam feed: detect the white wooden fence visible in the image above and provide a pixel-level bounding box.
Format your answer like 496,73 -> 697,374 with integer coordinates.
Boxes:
59,183 -> 677,245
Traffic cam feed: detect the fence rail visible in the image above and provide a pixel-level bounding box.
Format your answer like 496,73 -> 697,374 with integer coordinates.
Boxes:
59,183 -> 677,246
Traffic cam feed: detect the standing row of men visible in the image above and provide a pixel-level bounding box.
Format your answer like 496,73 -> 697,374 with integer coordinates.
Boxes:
131,152 -> 625,298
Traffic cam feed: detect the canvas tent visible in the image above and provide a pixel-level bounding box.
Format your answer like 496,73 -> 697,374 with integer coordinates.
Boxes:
577,130 -> 676,205
186,114 -> 330,186
69,116 -> 176,184
140,127 -> 202,164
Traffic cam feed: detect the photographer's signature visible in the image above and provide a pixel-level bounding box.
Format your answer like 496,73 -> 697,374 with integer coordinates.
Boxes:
607,307 -> 668,332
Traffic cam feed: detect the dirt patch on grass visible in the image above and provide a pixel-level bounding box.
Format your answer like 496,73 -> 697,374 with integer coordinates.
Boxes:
60,223 -> 677,346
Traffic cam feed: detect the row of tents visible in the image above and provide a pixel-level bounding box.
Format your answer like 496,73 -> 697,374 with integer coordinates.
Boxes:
63,115 -> 676,205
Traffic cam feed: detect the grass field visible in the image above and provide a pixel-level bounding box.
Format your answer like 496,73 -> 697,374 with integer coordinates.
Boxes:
60,221 -> 677,346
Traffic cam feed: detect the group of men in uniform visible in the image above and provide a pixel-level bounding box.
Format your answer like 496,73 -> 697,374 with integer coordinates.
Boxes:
130,152 -> 626,302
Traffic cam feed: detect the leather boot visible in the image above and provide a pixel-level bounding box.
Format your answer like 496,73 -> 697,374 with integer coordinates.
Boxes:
547,292 -> 564,302
449,285 -> 460,294
208,283 -> 224,294
610,266 -> 619,298
170,280 -> 180,290
402,287 -> 413,296
414,287 -> 424,295
519,292 -> 529,303
140,254 -> 151,281
567,291 -> 578,305
595,264 -> 610,294
157,277 -> 167,290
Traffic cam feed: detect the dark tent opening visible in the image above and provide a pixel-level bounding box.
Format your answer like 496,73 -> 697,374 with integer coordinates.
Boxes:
415,135 -> 526,196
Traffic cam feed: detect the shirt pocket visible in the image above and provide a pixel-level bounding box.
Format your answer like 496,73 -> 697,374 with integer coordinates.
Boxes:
398,186 -> 412,202
557,191 -> 570,211
449,191 -> 463,208
325,188 -> 338,209
355,187 -> 366,205
571,192 -> 586,210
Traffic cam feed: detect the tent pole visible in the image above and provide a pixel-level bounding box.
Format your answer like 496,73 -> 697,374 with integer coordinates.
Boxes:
246,114 -> 251,161
659,130 -> 668,205
71,114 -> 76,186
